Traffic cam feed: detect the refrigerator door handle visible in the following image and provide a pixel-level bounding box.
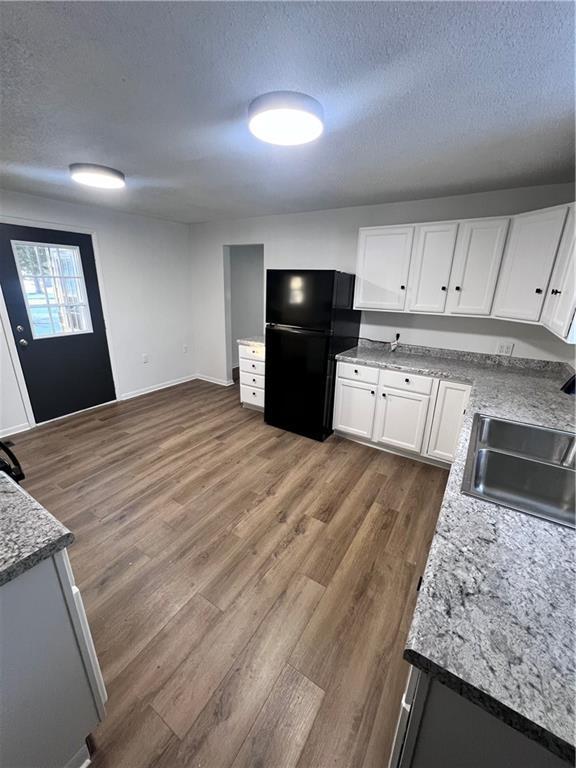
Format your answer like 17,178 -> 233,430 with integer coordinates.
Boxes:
266,324 -> 333,336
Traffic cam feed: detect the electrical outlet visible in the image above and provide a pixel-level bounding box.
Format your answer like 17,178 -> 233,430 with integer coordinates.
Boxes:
183,344 -> 188,353
495,339 -> 514,356
142,353 -> 149,364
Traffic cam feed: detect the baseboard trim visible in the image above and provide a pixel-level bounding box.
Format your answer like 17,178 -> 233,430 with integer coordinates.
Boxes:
195,375 -> 235,387
64,743 -> 91,768
0,422 -> 30,439
119,374 -> 198,400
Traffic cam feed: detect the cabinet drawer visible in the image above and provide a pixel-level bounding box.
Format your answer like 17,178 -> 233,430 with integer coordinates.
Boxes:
239,344 -> 265,361
379,369 -> 433,395
240,385 -> 265,408
240,358 -> 265,376
240,371 -> 265,389
337,361 -> 380,384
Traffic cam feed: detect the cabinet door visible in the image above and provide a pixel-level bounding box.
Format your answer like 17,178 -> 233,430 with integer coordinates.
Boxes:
492,206 -> 568,321
373,388 -> 429,453
354,226 -> 414,310
541,205 -> 575,339
446,218 -> 509,315
407,223 -> 458,313
333,378 -> 377,438
425,381 -> 471,463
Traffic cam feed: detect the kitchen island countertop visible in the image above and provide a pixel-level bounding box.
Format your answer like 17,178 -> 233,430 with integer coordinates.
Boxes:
0,473 -> 73,587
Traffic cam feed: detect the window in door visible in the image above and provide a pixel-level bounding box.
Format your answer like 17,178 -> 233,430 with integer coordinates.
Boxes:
11,241 -> 93,338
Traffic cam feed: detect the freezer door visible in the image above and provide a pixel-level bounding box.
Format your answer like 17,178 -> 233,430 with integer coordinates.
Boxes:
265,326 -> 332,441
266,270 -> 335,331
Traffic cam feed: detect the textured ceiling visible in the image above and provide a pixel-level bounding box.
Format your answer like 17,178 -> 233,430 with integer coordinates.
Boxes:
0,1 -> 574,223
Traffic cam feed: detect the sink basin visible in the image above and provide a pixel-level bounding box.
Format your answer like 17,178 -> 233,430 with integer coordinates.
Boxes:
462,414 -> 575,529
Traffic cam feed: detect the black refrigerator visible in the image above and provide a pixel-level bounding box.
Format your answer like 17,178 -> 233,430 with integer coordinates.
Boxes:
265,269 -> 361,441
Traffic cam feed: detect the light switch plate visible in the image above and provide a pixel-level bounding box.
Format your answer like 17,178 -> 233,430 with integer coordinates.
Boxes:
495,339 -> 514,356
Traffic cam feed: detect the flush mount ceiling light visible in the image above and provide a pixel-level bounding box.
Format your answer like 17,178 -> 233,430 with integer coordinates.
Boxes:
69,163 -> 125,189
248,91 -> 324,146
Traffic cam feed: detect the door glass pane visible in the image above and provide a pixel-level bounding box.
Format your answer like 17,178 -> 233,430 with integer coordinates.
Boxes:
59,277 -> 83,304
13,244 -> 39,276
51,247 -> 81,276
28,307 -> 54,337
20,274 -> 51,305
11,240 -> 93,339
50,304 -> 90,334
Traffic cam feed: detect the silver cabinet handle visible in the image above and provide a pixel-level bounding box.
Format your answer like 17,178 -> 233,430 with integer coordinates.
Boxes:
16,325 -> 24,333
19,339 -> 28,347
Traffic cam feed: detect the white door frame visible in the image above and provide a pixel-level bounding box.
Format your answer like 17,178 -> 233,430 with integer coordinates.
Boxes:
222,242 -> 265,385
0,213 -> 120,431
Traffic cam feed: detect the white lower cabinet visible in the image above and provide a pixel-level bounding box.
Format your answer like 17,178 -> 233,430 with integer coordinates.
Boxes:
424,380 -> 471,462
1,549 -> 106,768
334,362 -> 471,464
373,388 -> 430,453
238,342 -> 265,410
333,378 -> 377,439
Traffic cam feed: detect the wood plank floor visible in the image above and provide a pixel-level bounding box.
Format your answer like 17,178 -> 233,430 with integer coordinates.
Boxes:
10,380 -> 448,768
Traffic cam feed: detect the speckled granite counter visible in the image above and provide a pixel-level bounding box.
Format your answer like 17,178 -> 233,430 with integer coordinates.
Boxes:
237,336 -> 265,346
336,342 -> 575,761
0,473 -> 73,587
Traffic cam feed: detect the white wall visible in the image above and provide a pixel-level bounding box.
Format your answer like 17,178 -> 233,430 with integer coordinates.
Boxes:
0,190 -> 194,433
190,183 -> 575,381
361,312 -> 574,362
228,245 -> 264,369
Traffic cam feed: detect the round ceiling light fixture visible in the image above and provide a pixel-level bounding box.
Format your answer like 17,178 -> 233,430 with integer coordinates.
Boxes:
69,163 -> 126,189
248,91 -> 324,146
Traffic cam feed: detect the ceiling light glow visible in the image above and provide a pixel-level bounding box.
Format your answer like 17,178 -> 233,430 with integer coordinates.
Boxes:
248,91 -> 324,146
69,163 -> 125,189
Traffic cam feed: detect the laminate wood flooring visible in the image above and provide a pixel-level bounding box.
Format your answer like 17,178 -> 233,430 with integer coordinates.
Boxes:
10,380 -> 448,768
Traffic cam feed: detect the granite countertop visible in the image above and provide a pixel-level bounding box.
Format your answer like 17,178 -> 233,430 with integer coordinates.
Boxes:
237,335 -> 265,346
0,473 -> 73,587
336,342 -> 575,761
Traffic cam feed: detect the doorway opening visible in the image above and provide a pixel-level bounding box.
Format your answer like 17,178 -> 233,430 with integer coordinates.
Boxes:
224,245 -> 264,384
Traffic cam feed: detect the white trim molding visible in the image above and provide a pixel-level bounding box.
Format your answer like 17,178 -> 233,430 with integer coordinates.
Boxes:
195,374 -> 235,387
119,374 -> 200,401
0,422 -> 30,439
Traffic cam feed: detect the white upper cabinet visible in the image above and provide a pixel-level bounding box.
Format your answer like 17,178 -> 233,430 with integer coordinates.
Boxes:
541,205 -> 575,339
354,226 -> 414,311
492,206 -> 568,322
446,218 -> 509,316
407,222 -> 458,313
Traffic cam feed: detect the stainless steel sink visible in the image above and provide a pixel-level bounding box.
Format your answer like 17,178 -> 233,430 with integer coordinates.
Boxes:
462,414 -> 576,529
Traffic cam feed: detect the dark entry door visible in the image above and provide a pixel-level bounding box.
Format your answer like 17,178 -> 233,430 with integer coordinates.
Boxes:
0,224 -> 116,423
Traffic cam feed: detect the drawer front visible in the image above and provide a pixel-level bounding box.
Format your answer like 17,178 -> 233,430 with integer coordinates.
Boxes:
240,358 -> 265,376
240,385 -> 265,408
239,344 -> 265,361
379,369 -> 433,395
240,371 -> 265,389
337,361 -> 380,385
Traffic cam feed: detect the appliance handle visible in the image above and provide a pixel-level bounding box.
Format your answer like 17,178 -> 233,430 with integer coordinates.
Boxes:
266,324 -> 333,336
